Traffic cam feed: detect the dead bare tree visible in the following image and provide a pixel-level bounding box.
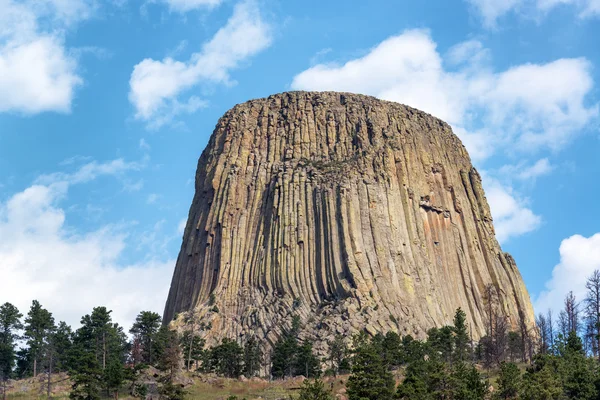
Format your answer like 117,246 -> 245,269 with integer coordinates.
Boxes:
585,269 -> 600,359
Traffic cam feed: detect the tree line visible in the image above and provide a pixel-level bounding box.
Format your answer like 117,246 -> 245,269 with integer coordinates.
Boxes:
3,269 -> 600,399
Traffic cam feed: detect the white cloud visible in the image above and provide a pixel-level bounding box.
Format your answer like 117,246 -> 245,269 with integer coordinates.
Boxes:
139,138 -> 151,151
36,158 -> 144,186
147,193 -> 159,204
156,0 -> 223,12
535,233 -> 600,313
291,30 -> 598,162
466,0 -> 600,27
483,175 -> 541,243
0,0 -> 96,114
0,161 -> 174,329
177,218 -> 186,235
129,0 -> 273,128
500,158 -> 554,181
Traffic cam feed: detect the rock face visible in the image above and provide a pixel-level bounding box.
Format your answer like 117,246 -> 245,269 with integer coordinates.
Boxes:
164,91 -> 536,349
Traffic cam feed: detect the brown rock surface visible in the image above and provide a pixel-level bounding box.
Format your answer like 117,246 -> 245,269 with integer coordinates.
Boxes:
164,91 -> 536,349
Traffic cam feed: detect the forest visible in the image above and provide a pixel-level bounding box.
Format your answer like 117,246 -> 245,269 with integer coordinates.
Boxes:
2,270 -> 600,399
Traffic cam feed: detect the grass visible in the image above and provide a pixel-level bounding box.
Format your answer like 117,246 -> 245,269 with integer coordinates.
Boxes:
5,373 -> 350,400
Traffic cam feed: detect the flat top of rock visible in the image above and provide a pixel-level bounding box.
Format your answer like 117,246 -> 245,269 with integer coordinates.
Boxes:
225,90 -> 450,127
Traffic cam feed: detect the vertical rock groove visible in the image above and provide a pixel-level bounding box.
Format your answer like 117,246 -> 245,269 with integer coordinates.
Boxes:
164,91 -> 536,350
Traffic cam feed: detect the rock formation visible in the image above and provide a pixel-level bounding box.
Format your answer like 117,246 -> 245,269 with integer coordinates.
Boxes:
164,91 -> 536,351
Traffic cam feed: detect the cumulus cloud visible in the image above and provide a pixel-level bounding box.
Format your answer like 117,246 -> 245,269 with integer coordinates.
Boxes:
291,30 -> 598,161
535,233 -> 600,313
482,175 -> 542,243
0,0 -> 98,114
466,0 -> 600,27
0,159 -> 174,329
129,0 -> 272,128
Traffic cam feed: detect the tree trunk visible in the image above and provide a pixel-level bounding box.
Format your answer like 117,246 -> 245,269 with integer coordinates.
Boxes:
33,358 -> 37,378
47,352 -> 52,399
187,322 -> 195,371
102,332 -> 106,370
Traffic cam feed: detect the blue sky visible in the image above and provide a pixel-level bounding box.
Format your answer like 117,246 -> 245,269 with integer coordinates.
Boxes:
0,0 -> 599,328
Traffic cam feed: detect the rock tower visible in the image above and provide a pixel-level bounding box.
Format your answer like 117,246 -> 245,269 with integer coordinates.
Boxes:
164,91 -> 536,350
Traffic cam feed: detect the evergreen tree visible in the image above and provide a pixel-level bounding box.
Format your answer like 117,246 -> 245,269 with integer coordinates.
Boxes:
496,362 -> 521,399
382,331 -> 402,368
242,336 -> 263,378
180,331 -> 205,371
507,332 -> 523,362
23,300 -> 55,377
69,349 -> 102,400
450,362 -> 488,400
396,357 -> 449,400
0,303 -> 23,399
346,336 -> 395,400
156,327 -> 185,400
559,331 -> 596,400
296,379 -> 334,400
52,321 -> 73,372
210,338 -> 243,378
70,307 -> 127,399
271,334 -> 298,379
327,335 -> 348,376
103,359 -> 124,399
520,355 -> 562,400
293,341 -> 320,378
453,308 -> 470,362
427,326 -> 454,363
129,311 -> 161,365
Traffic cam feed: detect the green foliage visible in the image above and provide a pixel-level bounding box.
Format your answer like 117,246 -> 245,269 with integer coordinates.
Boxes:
69,350 -> 102,400
23,300 -> 55,376
0,302 -> 23,382
346,335 -> 395,400
296,379 -> 335,400
294,341 -> 321,378
427,326 -> 455,363
69,306 -> 128,399
210,338 -> 243,378
453,307 -> 471,362
271,336 -> 298,378
129,310 -> 162,365
243,335 -> 263,378
328,334 -> 348,376
181,330 -> 205,370
496,362 -> 521,399
158,377 -> 186,400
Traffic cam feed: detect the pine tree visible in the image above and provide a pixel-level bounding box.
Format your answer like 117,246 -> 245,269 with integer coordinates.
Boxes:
584,270 -> 600,359
0,303 -> 23,400
496,362 -> 521,399
294,341 -> 320,378
70,307 -> 127,399
242,336 -> 263,378
450,362 -> 488,400
328,335 -> 348,376
180,331 -> 205,371
271,334 -> 298,379
297,379 -> 334,400
560,331 -> 596,400
129,311 -> 161,365
382,331 -> 402,368
210,338 -> 243,378
23,300 -> 55,377
156,328 -> 185,400
347,336 -> 395,400
453,308 -> 470,362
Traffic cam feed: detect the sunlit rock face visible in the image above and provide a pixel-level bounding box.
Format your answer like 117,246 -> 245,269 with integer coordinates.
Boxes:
164,91 -> 535,350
